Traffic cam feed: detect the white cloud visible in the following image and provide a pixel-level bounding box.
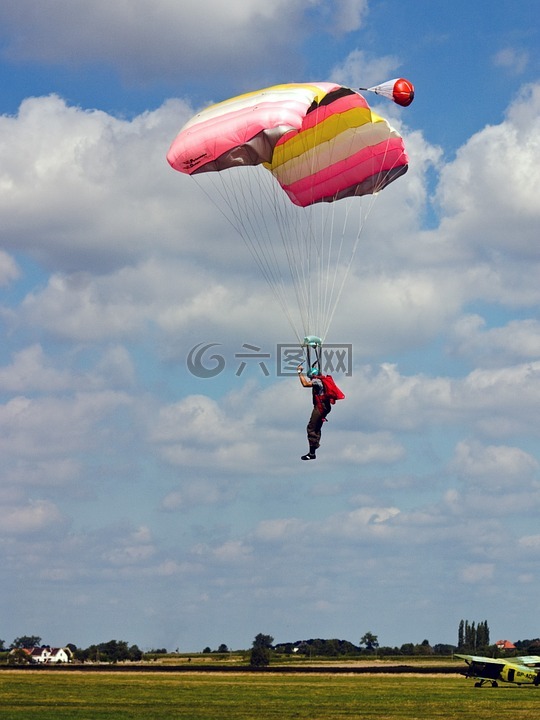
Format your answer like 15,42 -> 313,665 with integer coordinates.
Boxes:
0,95 -> 192,274
452,439 -> 539,486
103,526 -> 157,566
0,391 -> 131,462
330,49 -> 401,89
460,563 -> 495,583
160,479 -> 236,512
493,47 -> 529,75
330,0 -> 369,34
339,360 -> 540,440
2,498 -> 64,534
0,250 -> 19,286
519,534 -> 540,551
342,431 -> 405,464
0,344 -> 73,392
0,1 -> 365,86
150,394 -> 263,472
433,83 -> 540,305
450,315 -> 540,367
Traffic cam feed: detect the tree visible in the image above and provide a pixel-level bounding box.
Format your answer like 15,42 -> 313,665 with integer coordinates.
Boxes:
128,644 -> 143,661
253,633 -> 274,649
217,644 -> 229,653
476,620 -> 490,649
458,619 -> 490,651
433,643 -> 457,655
77,639 -> 139,664
12,635 -> 42,649
8,648 -> 31,665
250,645 -> 271,667
360,632 -> 379,651
249,633 -> 274,667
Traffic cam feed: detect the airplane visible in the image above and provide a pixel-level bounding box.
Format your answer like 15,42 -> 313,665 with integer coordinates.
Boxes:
455,653 -> 540,687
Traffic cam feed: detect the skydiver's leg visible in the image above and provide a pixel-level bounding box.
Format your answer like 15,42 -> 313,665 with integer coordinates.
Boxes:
307,407 -> 323,450
302,408 -> 323,459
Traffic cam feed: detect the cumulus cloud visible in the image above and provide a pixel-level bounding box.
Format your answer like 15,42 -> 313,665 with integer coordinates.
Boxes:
0,95 -> 194,274
0,249 -> 19,286
151,394 -> 262,472
460,562 -> 495,583
0,344 -> 74,392
433,83 -> 540,305
2,498 -> 64,534
493,47 -> 529,75
2,18 -> 540,649
450,315 -> 540,367
160,478 -> 236,512
330,48 -> 401,89
0,1 -> 367,87
452,439 -> 539,487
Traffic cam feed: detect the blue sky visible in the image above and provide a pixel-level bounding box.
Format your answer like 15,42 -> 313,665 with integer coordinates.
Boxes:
1,0 -> 540,654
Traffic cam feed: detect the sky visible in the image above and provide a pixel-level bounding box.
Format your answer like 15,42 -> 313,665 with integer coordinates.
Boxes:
1,0 -> 540,654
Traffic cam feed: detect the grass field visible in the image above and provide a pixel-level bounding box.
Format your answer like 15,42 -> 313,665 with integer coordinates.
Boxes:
1,670 -> 539,719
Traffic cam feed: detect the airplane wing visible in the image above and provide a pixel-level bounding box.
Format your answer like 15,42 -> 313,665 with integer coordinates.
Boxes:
455,654 -> 507,665
517,655 -> 540,667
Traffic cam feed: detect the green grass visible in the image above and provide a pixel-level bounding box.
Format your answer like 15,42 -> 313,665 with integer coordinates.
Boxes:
1,671 -> 539,720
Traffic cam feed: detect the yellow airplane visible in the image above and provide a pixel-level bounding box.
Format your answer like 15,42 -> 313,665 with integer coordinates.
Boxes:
455,653 -> 540,687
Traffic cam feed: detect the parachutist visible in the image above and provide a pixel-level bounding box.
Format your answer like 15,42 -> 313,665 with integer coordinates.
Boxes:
297,364 -> 345,460
297,365 -> 330,460
168,83 -> 407,411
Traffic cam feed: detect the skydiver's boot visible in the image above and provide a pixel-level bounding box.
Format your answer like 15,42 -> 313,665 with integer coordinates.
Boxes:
301,445 -> 317,460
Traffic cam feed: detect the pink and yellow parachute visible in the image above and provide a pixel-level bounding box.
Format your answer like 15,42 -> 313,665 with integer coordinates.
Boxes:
167,82 -> 409,206
167,81 -> 412,342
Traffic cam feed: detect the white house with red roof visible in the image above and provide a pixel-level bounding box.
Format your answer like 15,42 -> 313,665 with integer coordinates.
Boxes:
495,639 -> 516,650
23,646 -> 72,663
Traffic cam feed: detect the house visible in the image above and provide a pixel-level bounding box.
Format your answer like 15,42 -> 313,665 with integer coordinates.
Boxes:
495,639 -> 516,651
26,646 -> 72,663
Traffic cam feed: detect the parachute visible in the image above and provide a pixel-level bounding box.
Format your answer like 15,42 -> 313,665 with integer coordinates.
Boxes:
167,81 -> 412,351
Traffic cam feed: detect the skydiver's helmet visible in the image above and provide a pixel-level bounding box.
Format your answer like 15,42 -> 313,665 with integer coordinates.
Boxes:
307,367 -> 320,379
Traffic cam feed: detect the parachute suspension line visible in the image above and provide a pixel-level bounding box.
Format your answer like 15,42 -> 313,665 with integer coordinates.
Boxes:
294,113 -> 337,341
321,194 -> 375,341
303,108 -> 374,344
193,170 -> 303,344
316,113 -> 408,341
267,172 -> 314,339
240,169 -> 307,344
316,120 -> 358,342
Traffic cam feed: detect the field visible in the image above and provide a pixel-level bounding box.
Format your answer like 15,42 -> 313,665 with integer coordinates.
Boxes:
1,669 -> 539,720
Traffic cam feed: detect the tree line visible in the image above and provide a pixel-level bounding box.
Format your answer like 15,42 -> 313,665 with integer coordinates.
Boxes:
3,621 -> 540,666
1,636 -> 144,664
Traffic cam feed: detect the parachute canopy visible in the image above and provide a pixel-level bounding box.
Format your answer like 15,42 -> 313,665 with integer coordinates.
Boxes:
167,81 -> 411,343
167,82 -> 409,207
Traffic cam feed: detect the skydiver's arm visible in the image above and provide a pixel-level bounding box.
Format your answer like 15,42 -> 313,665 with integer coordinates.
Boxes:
297,365 -> 313,387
